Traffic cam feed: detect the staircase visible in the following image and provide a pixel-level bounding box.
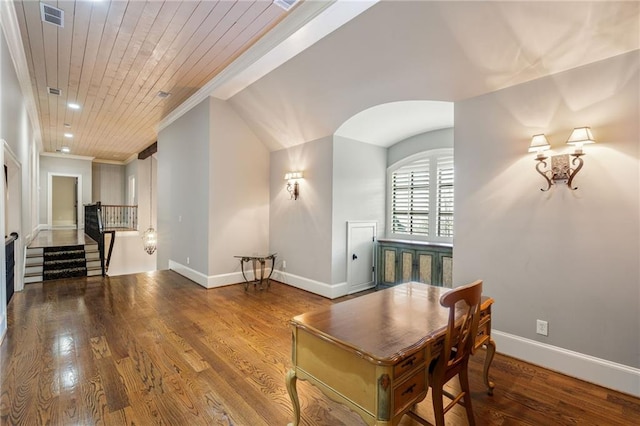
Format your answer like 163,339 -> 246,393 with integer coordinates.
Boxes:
25,241 -> 102,283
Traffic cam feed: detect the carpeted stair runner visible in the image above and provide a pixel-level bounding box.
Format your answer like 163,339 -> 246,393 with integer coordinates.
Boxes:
43,245 -> 87,280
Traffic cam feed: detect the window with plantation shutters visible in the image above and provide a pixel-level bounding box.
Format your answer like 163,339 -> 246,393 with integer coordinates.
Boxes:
388,149 -> 454,243
436,154 -> 454,238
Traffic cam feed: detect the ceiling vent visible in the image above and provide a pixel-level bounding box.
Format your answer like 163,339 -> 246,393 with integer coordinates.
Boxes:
47,87 -> 61,96
273,0 -> 299,12
40,3 -> 64,28
157,91 -> 171,99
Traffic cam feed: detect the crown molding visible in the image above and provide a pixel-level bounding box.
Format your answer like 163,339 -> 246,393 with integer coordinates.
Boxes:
157,0 -> 378,133
0,0 -> 43,151
124,153 -> 138,165
40,152 -> 95,161
93,158 -> 126,165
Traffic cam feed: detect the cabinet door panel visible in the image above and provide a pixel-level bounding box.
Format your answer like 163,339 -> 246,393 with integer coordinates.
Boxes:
382,248 -> 397,284
401,251 -> 414,283
441,255 -> 453,287
416,253 -> 433,284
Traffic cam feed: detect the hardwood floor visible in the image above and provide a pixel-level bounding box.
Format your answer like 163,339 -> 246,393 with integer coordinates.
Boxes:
1,271 -> 639,425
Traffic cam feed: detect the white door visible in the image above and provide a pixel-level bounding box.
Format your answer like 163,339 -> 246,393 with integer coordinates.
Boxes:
347,221 -> 377,294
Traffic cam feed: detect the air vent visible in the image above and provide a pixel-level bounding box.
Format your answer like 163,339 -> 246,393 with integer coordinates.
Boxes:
47,87 -> 61,96
273,0 -> 299,12
40,3 -> 64,28
157,91 -> 171,99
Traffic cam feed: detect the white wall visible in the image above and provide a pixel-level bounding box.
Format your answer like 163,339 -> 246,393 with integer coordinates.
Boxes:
454,50 -> 639,379
269,137 -> 334,294
157,98 -> 210,274
331,136 -> 386,286
105,231 -> 156,276
209,98 -> 269,276
159,97 -> 269,288
92,162 -> 125,204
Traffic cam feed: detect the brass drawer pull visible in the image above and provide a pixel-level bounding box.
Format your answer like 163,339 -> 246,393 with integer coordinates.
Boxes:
401,383 -> 416,396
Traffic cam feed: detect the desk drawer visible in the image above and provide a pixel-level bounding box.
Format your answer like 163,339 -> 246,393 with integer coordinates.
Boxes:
393,350 -> 425,379
393,368 -> 426,415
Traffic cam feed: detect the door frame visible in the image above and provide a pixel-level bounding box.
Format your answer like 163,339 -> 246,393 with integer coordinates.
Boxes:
346,221 -> 377,294
2,140 -> 24,294
48,172 -> 82,229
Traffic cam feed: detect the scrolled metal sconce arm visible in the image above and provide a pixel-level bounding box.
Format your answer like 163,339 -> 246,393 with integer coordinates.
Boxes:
534,152 -> 585,192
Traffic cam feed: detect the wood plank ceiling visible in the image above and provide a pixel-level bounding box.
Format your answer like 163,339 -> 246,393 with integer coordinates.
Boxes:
13,0 -> 291,161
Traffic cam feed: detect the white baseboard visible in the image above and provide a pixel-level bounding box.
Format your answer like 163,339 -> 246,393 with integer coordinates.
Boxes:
493,330 -> 640,397
270,270 -> 348,299
169,264 -> 356,299
169,260 -> 245,289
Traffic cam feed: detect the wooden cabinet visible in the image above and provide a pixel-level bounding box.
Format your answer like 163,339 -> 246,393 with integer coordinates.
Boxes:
376,239 -> 453,288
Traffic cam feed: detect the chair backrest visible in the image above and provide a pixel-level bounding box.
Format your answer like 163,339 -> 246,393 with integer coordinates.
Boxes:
439,280 -> 483,370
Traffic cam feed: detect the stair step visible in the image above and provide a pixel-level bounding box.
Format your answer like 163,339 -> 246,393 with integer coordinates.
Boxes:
25,265 -> 43,274
44,267 -> 87,281
26,247 -> 43,257
25,275 -> 43,284
26,256 -> 43,266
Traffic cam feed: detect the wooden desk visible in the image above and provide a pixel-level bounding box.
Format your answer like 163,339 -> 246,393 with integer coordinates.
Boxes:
286,282 -> 495,426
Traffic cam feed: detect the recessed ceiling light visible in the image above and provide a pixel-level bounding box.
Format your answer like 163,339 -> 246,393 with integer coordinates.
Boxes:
60,146 -> 71,153
68,103 -> 80,110
64,133 -> 73,138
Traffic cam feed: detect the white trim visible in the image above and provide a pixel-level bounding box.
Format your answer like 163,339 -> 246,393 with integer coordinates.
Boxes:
3,141 -> 24,292
493,330 -> 640,397
40,152 -> 95,161
272,270 -> 349,299
157,0 -> 378,132
47,172 -> 82,229
92,158 -> 125,165
124,153 -> 138,165
169,260 -> 246,289
169,261 -> 354,298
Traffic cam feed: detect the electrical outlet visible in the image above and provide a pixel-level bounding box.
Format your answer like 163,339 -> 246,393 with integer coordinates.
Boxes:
536,319 -> 548,336
282,260 -> 286,269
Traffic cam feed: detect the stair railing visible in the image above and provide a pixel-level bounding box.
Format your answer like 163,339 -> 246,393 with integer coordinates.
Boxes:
100,204 -> 138,230
84,202 -> 115,276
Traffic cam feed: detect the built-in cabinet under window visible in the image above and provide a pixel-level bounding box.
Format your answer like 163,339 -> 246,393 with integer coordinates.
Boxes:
376,239 -> 453,288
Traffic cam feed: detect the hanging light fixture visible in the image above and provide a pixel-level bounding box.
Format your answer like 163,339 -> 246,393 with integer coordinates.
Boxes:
143,157 -> 157,254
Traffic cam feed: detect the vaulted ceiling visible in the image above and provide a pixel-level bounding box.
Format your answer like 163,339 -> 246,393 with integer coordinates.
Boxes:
7,1 -> 640,159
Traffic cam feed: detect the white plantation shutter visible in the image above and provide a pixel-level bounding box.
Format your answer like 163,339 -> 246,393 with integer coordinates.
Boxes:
436,154 -> 454,238
389,150 -> 454,242
392,158 -> 429,236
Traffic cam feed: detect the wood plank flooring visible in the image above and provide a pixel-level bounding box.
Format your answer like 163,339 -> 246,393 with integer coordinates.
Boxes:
1,271 -> 639,425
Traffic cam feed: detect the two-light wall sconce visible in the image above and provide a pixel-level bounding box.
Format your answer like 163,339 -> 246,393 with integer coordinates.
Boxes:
284,171 -> 303,200
528,127 -> 595,191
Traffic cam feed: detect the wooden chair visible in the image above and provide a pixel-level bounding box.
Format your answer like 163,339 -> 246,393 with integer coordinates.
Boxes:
408,280 -> 483,426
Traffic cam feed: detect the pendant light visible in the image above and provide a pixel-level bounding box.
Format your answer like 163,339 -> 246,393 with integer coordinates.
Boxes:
142,157 -> 157,255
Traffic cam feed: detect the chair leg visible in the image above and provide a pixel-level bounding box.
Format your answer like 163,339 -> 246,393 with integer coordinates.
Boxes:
431,382 -> 446,426
459,368 -> 475,426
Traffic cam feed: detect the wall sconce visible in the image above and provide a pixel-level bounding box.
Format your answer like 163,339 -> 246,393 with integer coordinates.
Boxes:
284,171 -> 303,200
529,127 -> 595,192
